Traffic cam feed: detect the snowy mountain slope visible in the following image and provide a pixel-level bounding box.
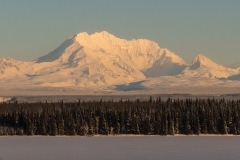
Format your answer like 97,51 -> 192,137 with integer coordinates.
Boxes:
27,31 -> 187,86
0,56 -> 57,81
142,50 -> 187,77
36,38 -> 75,63
0,57 -> 36,79
75,31 -> 187,75
0,57 -> 23,79
182,54 -> 238,78
74,31 -> 163,70
138,75 -> 240,95
34,32 -> 150,86
37,31 -> 186,71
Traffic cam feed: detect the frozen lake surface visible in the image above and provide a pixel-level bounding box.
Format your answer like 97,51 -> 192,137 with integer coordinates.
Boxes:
0,136 -> 240,160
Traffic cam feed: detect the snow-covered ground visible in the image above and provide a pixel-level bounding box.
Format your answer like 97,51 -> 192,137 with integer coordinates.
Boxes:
0,136 -> 239,160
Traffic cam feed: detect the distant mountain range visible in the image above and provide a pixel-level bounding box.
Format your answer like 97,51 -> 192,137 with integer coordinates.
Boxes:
0,31 -> 239,95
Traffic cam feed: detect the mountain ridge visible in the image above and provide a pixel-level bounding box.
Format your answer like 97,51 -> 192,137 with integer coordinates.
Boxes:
0,31 -> 239,94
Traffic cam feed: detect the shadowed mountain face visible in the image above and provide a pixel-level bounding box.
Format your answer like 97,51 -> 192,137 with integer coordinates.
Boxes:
0,31 -> 239,93
228,74 -> 240,80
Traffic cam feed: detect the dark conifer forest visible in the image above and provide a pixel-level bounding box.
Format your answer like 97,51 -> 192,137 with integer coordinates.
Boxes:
0,98 -> 240,136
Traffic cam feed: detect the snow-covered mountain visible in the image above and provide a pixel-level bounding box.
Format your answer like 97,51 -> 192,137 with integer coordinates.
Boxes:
182,54 -> 238,78
36,31 -> 186,75
31,31 -> 187,87
0,57 -> 36,79
0,31 -> 239,95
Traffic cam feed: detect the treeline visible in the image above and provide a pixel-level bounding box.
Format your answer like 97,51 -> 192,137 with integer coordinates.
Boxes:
0,98 -> 240,136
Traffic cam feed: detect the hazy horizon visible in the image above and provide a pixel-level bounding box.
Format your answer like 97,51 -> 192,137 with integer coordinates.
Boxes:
0,0 -> 239,66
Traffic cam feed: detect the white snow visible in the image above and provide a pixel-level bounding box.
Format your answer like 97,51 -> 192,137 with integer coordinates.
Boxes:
0,31 -> 239,95
0,136 -> 239,160
182,53 -> 239,78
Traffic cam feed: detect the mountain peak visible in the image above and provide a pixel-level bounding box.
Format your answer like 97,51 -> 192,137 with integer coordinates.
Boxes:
191,53 -> 217,67
74,31 -> 160,47
193,53 -> 208,61
92,31 -> 112,36
75,32 -> 89,38
186,53 -> 223,72
73,31 -> 121,49
75,31 -> 115,40
182,53 -> 238,78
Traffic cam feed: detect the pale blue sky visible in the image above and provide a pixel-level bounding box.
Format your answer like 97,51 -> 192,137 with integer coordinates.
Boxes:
0,0 -> 239,66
